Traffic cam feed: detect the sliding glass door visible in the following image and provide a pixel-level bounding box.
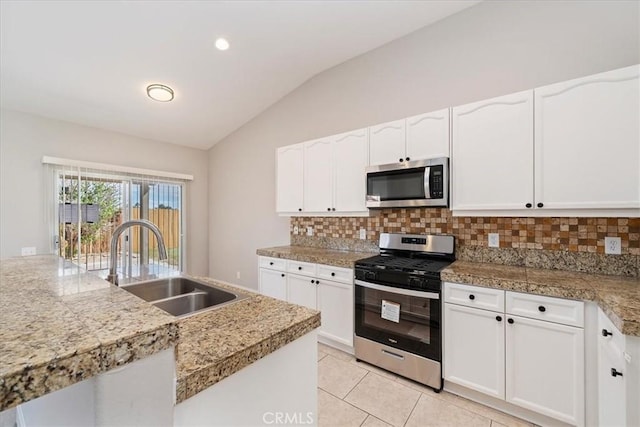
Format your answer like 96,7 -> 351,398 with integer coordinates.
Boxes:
54,169 -> 183,280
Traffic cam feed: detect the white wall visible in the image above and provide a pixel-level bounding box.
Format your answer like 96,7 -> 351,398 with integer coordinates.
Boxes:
0,109 -> 209,275
208,0 -> 640,290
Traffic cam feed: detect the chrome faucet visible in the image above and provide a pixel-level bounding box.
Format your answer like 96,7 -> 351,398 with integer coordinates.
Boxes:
107,219 -> 168,285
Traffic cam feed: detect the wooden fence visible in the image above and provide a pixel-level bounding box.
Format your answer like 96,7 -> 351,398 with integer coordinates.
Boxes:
130,208 -> 180,251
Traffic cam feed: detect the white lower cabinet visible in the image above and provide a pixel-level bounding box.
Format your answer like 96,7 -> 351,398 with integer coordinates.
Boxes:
258,266 -> 287,301
317,279 -> 353,347
444,282 -> 585,426
505,314 -> 584,425
259,256 -> 354,349
287,274 -> 318,310
443,303 -> 505,399
596,307 -> 640,427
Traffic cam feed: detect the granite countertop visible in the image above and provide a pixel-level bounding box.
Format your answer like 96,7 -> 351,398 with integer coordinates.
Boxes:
0,255 -> 178,411
442,261 -> 640,337
256,246 -> 640,337
173,278 -> 320,403
257,245 -> 373,268
0,255 -> 320,410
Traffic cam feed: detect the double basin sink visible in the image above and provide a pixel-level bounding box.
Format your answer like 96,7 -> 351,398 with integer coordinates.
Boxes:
121,277 -> 249,318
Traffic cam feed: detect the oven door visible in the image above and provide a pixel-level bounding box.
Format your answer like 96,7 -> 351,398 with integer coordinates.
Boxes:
354,280 -> 441,361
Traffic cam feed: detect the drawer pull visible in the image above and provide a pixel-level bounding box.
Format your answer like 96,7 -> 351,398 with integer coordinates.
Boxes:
507,318 -> 514,324
611,368 -> 623,377
331,272 -> 336,276
310,279 -> 315,284
496,316 -> 502,322
298,266 -> 302,270
269,262 -> 274,265
468,294 -> 475,300
602,329 -> 613,337
538,305 -> 546,312
281,274 -> 285,277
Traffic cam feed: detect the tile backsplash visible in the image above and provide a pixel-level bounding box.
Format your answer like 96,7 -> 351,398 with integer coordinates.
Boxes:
290,209 -> 640,276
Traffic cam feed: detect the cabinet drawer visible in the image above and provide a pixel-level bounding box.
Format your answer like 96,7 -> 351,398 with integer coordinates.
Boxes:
259,256 -> 287,271
598,308 -> 625,355
444,282 -> 504,312
287,260 -> 317,277
316,264 -> 353,284
506,292 -> 584,328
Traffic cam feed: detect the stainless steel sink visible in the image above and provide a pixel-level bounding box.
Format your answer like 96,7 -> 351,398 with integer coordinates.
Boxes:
121,277 -> 249,318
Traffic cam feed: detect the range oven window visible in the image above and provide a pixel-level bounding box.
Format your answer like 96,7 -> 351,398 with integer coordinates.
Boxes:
367,167 -> 426,201
355,283 -> 440,361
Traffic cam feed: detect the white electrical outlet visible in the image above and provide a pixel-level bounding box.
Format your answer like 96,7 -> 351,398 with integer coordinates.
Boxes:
605,236 -> 621,255
359,228 -> 367,240
236,271 -> 241,279
306,226 -> 313,237
293,226 -> 299,235
488,233 -> 500,248
21,247 -> 36,256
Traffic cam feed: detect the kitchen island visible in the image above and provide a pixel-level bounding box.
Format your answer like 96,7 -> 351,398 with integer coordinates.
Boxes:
0,255 -> 320,426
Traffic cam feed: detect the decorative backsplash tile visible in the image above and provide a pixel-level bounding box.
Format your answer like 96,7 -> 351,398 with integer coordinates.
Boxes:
290,209 -> 639,277
290,209 -> 639,255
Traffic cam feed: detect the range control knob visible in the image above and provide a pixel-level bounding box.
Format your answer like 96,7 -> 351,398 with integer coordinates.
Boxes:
364,271 -> 377,281
408,277 -> 424,289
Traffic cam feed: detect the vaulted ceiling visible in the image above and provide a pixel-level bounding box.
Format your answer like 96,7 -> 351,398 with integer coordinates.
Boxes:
0,1 -> 479,149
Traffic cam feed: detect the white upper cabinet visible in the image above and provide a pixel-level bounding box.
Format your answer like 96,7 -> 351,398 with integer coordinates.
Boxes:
369,119 -> 406,166
534,65 -> 640,210
333,128 -> 369,212
452,90 -> 534,211
406,108 -> 450,160
303,137 -> 333,212
276,143 -> 304,213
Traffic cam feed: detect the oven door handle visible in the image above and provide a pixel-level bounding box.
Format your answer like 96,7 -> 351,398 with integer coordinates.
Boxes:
355,280 -> 439,299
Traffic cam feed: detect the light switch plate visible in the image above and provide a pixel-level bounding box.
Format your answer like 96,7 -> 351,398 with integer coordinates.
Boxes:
488,233 -> 499,248
605,236 -> 621,255
306,226 -> 313,237
359,228 -> 366,240
21,247 -> 36,256
293,226 -> 299,235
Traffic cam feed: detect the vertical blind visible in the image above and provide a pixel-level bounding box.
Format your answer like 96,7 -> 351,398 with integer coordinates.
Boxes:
42,156 -> 193,278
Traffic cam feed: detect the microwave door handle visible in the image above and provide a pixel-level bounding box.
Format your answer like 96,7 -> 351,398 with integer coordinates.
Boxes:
423,166 -> 431,198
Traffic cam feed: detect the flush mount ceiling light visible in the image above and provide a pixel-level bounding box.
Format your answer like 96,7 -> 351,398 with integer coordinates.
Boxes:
146,84 -> 174,102
215,38 -> 230,51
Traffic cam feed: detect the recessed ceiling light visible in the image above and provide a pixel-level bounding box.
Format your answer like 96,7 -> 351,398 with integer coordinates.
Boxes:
215,38 -> 230,51
146,84 -> 174,102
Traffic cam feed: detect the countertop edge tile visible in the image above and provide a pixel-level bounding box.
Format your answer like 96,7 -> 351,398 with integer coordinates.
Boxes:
176,312 -> 320,403
0,255 -> 179,410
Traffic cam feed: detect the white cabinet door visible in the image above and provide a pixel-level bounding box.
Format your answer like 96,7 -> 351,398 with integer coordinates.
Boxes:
317,279 -> 353,347
598,342 -> 627,427
333,128 -> 369,212
303,138 -> 333,213
406,109 -> 450,161
259,268 -> 287,301
535,65 -> 640,210
452,91 -> 534,211
506,315 -> 584,426
276,143 -> 304,213
369,119 -> 406,166
287,274 -> 318,310
444,303 -> 505,399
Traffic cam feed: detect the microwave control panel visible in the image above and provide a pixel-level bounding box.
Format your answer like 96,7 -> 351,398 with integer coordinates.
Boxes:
430,165 -> 444,199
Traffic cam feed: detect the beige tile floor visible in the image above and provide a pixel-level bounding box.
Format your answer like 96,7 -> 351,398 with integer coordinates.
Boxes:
317,343 -> 536,427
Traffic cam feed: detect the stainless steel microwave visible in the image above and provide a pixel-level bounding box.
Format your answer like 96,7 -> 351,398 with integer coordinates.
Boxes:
366,157 -> 449,208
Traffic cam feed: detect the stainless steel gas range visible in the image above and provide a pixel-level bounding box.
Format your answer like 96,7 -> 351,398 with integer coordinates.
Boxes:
354,233 -> 455,391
